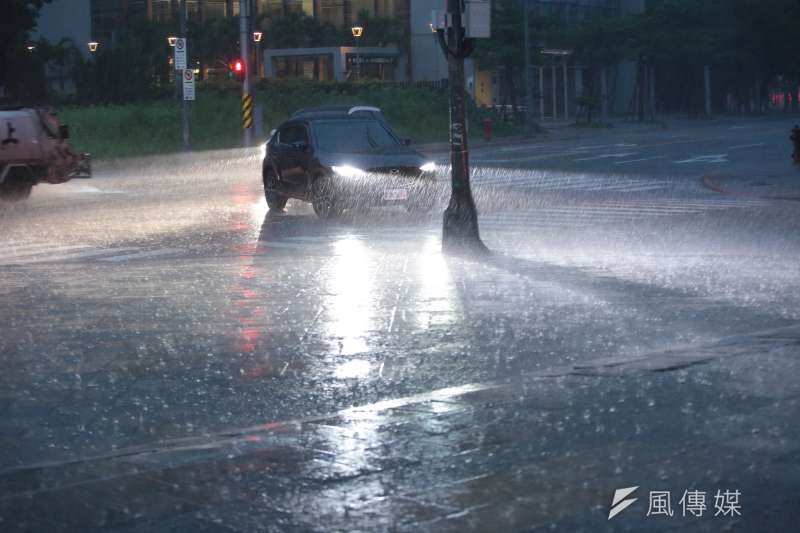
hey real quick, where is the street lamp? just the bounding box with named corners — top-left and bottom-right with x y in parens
top-left (168, 36), bottom-right (177, 47)
top-left (351, 25), bottom-right (363, 80)
top-left (88, 42), bottom-right (99, 53)
top-left (251, 32), bottom-right (263, 79)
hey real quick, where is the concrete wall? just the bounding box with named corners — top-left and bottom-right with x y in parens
top-left (34, 0), bottom-right (92, 58)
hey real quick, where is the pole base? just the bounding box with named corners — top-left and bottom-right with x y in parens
top-left (442, 200), bottom-right (488, 255)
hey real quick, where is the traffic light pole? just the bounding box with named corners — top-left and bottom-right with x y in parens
top-left (239, 0), bottom-right (253, 147)
top-left (180, 0), bottom-right (190, 150)
top-left (437, 0), bottom-right (487, 254)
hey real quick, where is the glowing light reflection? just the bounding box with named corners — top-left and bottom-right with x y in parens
top-left (334, 359), bottom-right (371, 379)
top-left (416, 235), bottom-right (456, 328)
top-left (325, 236), bottom-right (373, 355)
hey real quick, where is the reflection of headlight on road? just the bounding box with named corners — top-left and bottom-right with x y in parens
top-left (420, 162), bottom-right (437, 172)
top-left (332, 165), bottom-right (367, 177)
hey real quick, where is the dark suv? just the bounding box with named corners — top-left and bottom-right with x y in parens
top-left (261, 106), bottom-right (438, 218)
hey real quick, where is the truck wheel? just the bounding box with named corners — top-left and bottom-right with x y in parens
top-left (312, 176), bottom-right (343, 219)
top-left (263, 168), bottom-right (288, 212)
top-left (0, 175), bottom-right (33, 202)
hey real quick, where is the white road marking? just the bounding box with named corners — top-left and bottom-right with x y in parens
top-left (614, 156), bottom-right (666, 165)
top-left (257, 241), bottom-right (325, 250)
top-left (573, 153), bottom-right (638, 162)
top-left (0, 244), bottom-right (90, 261)
top-left (728, 143), bottom-right (765, 150)
top-left (477, 197), bottom-right (765, 229)
top-left (1, 247), bottom-right (140, 265)
top-left (62, 185), bottom-right (125, 194)
top-left (674, 154), bottom-right (729, 164)
top-left (99, 248), bottom-right (182, 262)
top-left (472, 171), bottom-right (672, 193)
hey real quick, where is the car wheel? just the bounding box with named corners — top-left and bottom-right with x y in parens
top-left (0, 174), bottom-right (33, 203)
top-left (312, 176), bottom-right (343, 219)
top-left (263, 167), bottom-right (288, 211)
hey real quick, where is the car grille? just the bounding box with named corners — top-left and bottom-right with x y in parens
top-left (368, 166), bottom-right (422, 178)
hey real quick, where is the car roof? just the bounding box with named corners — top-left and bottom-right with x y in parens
top-left (290, 105), bottom-right (384, 121)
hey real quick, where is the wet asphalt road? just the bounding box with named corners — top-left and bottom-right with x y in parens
top-left (1, 117), bottom-right (799, 487)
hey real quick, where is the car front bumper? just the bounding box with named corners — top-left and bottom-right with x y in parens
top-left (331, 172), bottom-right (437, 208)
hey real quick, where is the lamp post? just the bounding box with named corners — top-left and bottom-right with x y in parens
top-left (88, 42), bottom-right (99, 53)
top-left (252, 31), bottom-right (262, 78)
top-left (168, 36), bottom-right (177, 47)
top-left (351, 25), bottom-right (363, 80)
top-left (435, 0), bottom-right (486, 254)
top-left (239, 0), bottom-right (253, 147)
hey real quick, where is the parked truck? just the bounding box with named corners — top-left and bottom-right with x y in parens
top-left (0, 106), bottom-right (91, 202)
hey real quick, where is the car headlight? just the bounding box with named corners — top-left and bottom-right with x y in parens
top-left (419, 162), bottom-right (437, 172)
top-left (332, 165), bottom-right (366, 177)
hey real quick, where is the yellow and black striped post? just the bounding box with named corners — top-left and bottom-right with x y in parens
top-left (242, 93), bottom-right (254, 131)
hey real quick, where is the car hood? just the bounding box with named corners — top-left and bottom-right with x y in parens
top-left (317, 147), bottom-right (427, 171)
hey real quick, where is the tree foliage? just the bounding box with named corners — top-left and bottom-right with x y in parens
top-left (0, 0), bottom-right (52, 100)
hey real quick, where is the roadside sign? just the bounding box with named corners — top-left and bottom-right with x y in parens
top-left (174, 38), bottom-right (187, 70)
top-left (465, 0), bottom-right (491, 38)
top-left (183, 69), bottom-right (195, 101)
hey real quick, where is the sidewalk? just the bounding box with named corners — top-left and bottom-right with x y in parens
top-left (2, 325), bottom-right (798, 532)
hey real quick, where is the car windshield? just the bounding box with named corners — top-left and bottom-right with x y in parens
top-left (313, 120), bottom-right (399, 152)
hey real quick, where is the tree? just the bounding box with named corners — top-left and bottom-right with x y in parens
top-left (0, 0), bottom-right (52, 101)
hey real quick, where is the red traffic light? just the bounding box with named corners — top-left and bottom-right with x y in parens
top-left (228, 59), bottom-right (245, 80)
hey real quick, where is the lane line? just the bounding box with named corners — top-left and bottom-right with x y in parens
top-left (99, 248), bottom-right (183, 262)
top-left (1, 247), bottom-right (140, 265)
top-left (573, 152), bottom-right (638, 162)
top-left (614, 156), bottom-right (666, 165)
top-left (728, 143), bottom-right (765, 150)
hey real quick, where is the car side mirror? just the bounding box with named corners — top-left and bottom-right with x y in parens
top-left (58, 124), bottom-right (69, 139)
top-left (402, 138), bottom-right (412, 146)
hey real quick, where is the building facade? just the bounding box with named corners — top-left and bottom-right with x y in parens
top-left (472, 0), bottom-right (646, 119)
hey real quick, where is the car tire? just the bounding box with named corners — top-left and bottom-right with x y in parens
top-left (263, 167), bottom-right (288, 212)
top-left (0, 173), bottom-right (33, 203)
top-left (312, 176), bottom-right (343, 219)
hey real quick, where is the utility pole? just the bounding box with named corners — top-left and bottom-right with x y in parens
top-left (239, 0), bottom-right (253, 147)
top-left (436, 0), bottom-right (487, 254)
top-left (523, 0), bottom-right (534, 132)
top-left (180, 0), bottom-right (190, 150)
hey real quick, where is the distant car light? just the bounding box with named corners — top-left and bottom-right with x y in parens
top-left (332, 165), bottom-right (366, 177)
top-left (420, 162), bottom-right (437, 172)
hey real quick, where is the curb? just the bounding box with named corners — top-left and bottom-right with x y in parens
top-left (700, 175), bottom-right (800, 202)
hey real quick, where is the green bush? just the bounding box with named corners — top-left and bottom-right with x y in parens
top-left (59, 82), bottom-right (523, 160)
